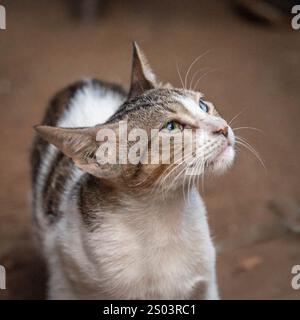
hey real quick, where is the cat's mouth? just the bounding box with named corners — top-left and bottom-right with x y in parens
top-left (213, 143), bottom-right (232, 160)
top-left (186, 142), bottom-right (234, 172)
top-left (195, 138), bottom-right (232, 165)
top-left (207, 142), bottom-right (235, 172)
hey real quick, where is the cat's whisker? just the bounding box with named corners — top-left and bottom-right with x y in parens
top-left (199, 159), bottom-right (206, 193)
top-left (136, 147), bottom-right (189, 193)
top-left (164, 153), bottom-right (196, 190)
top-left (183, 155), bottom-right (204, 204)
top-left (157, 152), bottom-right (196, 197)
top-left (192, 158), bottom-right (203, 196)
top-left (228, 107), bottom-right (248, 126)
top-left (163, 162), bottom-right (187, 199)
top-left (236, 137), bottom-right (266, 170)
top-left (184, 51), bottom-right (210, 90)
top-left (162, 153), bottom-right (196, 193)
top-left (193, 68), bottom-right (220, 92)
top-left (237, 140), bottom-right (265, 169)
top-left (233, 126), bottom-right (263, 133)
top-left (193, 158), bottom-right (205, 196)
top-left (176, 61), bottom-right (185, 89)
top-left (189, 67), bottom-right (210, 91)
top-left (190, 156), bottom-right (204, 194)
top-left (167, 149), bottom-right (197, 177)
top-left (182, 168), bottom-right (189, 203)
top-left (237, 138), bottom-right (264, 165)
top-left (236, 135), bottom-right (261, 154)
top-left (159, 152), bottom-right (192, 184)
top-left (186, 160), bottom-right (196, 203)
top-left (192, 156), bottom-right (203, 178)
top-left (180, 163), bottom-right (193, 203)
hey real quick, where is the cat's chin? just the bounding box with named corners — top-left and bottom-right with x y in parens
top-left (208, 145), bottom-right (235, 174)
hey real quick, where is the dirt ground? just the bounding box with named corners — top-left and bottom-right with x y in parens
top-left (0, 0), bottom-right (299, 299)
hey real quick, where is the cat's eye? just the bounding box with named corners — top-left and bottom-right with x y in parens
top-left (162, 121), bottom-right (183, 133)
top-left (199, 100), bottom-right (209, 113)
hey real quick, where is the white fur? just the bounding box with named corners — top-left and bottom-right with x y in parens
top-left (176, 95), bottom-right (202, 118)
top-left (60, 80), bottom-right (124, 128)
top-left (34, 80), bottom-right (125, 229)
top-left (45, 187), bottom-right (218, 299)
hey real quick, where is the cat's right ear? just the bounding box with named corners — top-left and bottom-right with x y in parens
top-left (128, 42), bottom-right (158, 100)
top-left (34, 123), bottom-right (122, 178)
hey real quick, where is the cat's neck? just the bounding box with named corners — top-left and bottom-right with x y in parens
top-left (78, 174), bottom-right (197, 221)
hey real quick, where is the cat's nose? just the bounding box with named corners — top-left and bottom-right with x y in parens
top-left (214, 126), bottom-right (228, 138)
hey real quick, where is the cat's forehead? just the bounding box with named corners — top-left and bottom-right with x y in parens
top-left (110, 88), bottom-right (208, 122)
top-left (141, 88), bottom-right (220, 119)
top-left (142, 88), bottom-right (201, 103)
top-left (137, 88), bottom-right (211, 117)
top-left (129, 88), bottom-right (202, 111)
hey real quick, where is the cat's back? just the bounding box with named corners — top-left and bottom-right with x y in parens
top-left (31, 79), bottom-right (126, 229)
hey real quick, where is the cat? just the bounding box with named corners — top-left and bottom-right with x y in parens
top-left (31, 42), bottom-right (235, 300)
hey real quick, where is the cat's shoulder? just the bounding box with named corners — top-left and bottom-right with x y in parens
top-left (42, 79), bottom-right (127, 128)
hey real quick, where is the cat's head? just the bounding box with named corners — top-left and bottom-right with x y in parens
top-left (36, 43), bottom-right (235, 194)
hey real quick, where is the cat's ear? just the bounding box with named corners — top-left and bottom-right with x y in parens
top-left (128, 42), bottom-right (158, 100)
top-left (35, 124), bottom-right (122, 178)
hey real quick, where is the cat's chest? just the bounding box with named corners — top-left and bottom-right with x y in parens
top-left (88, 199), bottom-right (212, 299)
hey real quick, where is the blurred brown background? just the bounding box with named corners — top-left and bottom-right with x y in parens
top-left (0, 0), bottom-right (300, 299)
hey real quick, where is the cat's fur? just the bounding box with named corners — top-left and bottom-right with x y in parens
top-left (31, 43), bottom-right (235, 299)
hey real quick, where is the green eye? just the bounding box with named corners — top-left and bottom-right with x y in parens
top-left (162, 121), bottom-right (183, 133)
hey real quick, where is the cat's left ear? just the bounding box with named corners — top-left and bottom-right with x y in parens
top-left (128, 42), bottom-right (159, 100)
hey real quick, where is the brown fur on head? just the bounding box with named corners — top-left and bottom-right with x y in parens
top-left (35, 42), bottom-right (235, 195)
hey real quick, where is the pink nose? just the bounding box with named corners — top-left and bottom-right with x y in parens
top-left (214, 126), bottom-right (228, 138)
